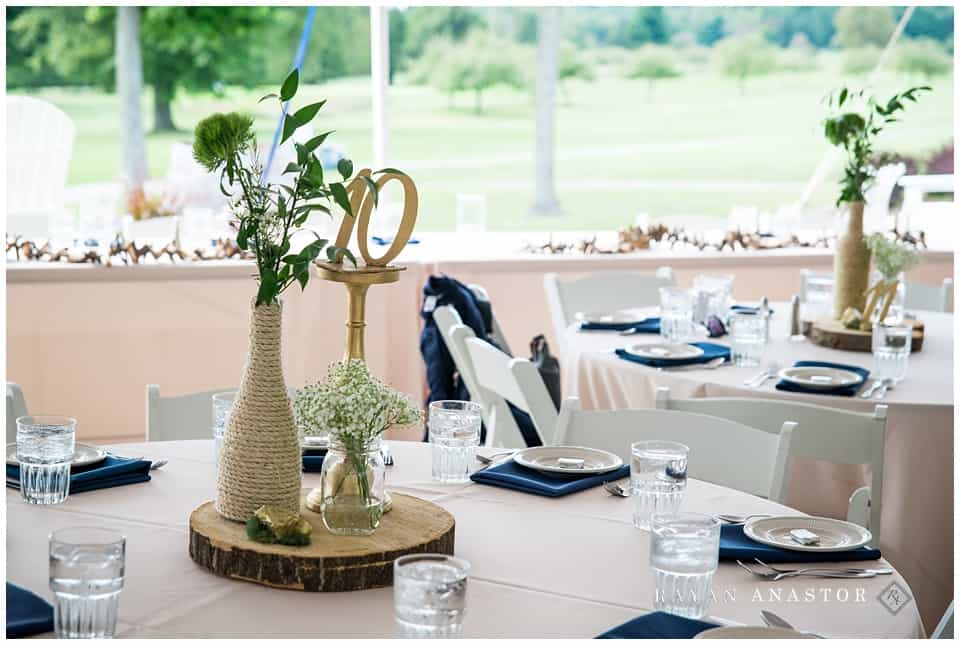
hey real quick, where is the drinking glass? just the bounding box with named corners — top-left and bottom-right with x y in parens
top-left (729, 311), bottom-right (767, 367)
top-left (650, 513), bottom-right (721, 619)
top-left (659, 287), bottom-right (694, 343)
top-left (16, 415), bottom-right (76, 505)
top-left (456, 194), bottom-right (486, 233)
top-left (394, 554), bottom-right (470, 638)
top-left (803, 275), bottom-right (834, 320)
top-left (631, 441), bottom-right (689, 530)
top-left (211, 391), bottom-right (236, 466)
top-left (872, 324), bottom-right (912, 384)
top-left (49, 527), bottom-right (126, 638)
top-left (692, 274), bottom-right (734, 323)
top-left (429, 401), bottom-right (482, 483)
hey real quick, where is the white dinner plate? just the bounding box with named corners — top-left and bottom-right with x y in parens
top-left (576, 311), bottom-right (648, 326)
top-left (300, 435), bottom-right (329, 453)
top-left (623, 343), bottom-right (704, 361)
top-left (513, 446), bottom-right (623, 475)
top-left (6, 442), bottom-right (107, 468)
top-left (743, 516), bottom-right (873, 553)
top-left (777, 366), bottom-right (864, 390)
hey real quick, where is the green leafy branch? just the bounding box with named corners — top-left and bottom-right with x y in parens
top-left (822, 85), bottom-right (930, 206)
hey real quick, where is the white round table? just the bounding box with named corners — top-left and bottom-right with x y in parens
top-left (561, 303), bottom-right (953, 631)
top-left (7, 440), bottom-right (923, 638)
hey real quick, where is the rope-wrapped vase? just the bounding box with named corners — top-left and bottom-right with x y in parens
top-left (216, 301), bottom-right (302, 521)
top-left (833, 201), bottom-right (871, 319)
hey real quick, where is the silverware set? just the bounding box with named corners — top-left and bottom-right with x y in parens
top-left (737, 558), bottom-right (893, 581)
top-left (109, 453), bottom-right (168, 470)
top-left (860, 377), bottom-right (894, 400)
top-left (715, 513), bottom-right (771, 524)
top-left (475, 450), bottom-right (516, 470)
top-left (655, 357), bottom-right (726, 372)
top-left (743, 362), bottom-right (780, 388)
top-left (380, 443), bottom-right (394, 467)
top-left (602, 479), bottom-right (631, 497)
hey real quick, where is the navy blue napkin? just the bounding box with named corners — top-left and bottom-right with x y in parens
top-left (730, 304), bottom-right (773, 316)
top-left (615, 342), bottom-right (730, 368)
top-left (720, 523), bottom-right (881, 563)
top-left (580, 317), bottom-right (660, 333)
top-left (302, 453), bottom-right (325, 473)
top-left (7, 456), bottom-right (150, 494)
top-left (6, 583), bottom-right (53, 638)
top-left (775, 361), bottom-right (869, 397)
top-left (597, 611), bottom-right (718, 638)
top-left (471, 461), bottom-right (630, 498)
top-left (372, 235), bottom-right (420, 246)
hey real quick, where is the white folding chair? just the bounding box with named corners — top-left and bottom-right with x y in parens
top-left (555, 397), bottom-right (795, 501)
top-left (7, 96), bottom-right (76, 239)
top-left (467, 284), bottom-right (512, 356)
top-left (863, 162), bottom-right (906, 233)
top-left (932, 601), bottom-right (954, 639)
top-left (544, 268), bottom-right (674, 353)
top-left (905, 277), bottom-right (953, 313)
top-left (656, 388), bottom-right (886, 547)
top-left (6, 383), bottom-right (29, 444)
top-left (145, 385), bottom-right (237, 442)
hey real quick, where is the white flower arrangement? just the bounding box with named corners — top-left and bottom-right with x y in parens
top-left (295, 359), bottom-right (423, 451)
top-left (868, 234), bottom-right (921, 281)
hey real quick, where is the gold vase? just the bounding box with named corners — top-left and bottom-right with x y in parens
top-left (215, 300), bottom-right (302, 521)
top-left (832, 201), bottom-right (871, 320)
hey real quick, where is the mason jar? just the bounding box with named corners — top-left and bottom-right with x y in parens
top-left (319, 437), bottom-right (386, 536)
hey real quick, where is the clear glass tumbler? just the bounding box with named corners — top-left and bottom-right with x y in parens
top-left (659, 287), bottom-right (694, 342)
top-left (729, 311), bottom-right (767, 367)
top-left (872, 324), bottom-right (912, 384)
top-left (211, 391), bottom-right (236, 466)
top-left (429, 401), bottom-right (482, 484)
top-left (394, 553), bottom-right (470, 638)
top-left (17, 415), bottom-right (76, 505)
top-left (692, 274), bottom-right (734, 322)
top-left (631, 441), bottom-right (689, 530)
top-left (650, 513), bottom-right (721, 619)
top-left (49, 527), bottom-right (126, 638)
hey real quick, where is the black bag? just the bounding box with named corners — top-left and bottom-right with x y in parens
top-left (530, 335), bottom-right (561, 410)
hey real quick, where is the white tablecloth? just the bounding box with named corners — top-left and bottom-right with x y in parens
top-left (8, 441), bottom-right (923, 638)
top-left (561, 304), bottom-right (953, 631)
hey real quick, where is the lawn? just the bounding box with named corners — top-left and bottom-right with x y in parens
top-left (21, 53), bottom-right (953, 231)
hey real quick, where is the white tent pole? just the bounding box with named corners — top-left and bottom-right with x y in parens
top-left (370, 6), bottom-right (390, 171)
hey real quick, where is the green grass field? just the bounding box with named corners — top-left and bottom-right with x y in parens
top-left (23, 53), bottom-right (953, 231)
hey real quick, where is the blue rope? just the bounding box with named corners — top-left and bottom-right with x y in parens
top-left (261, 6), bottom-right (317, 184)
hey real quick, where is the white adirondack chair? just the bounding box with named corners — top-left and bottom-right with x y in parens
top-left (555, 397), bottom-right (796, 501)
top-left (6, 383), bottom-right (29, 444)
top-left (434, 305), bottom-right (556, 448)
top-left (544, 268), bottom-right (674, 353)
top-left (655, 387), bottom-right (886, 547)
top-left (7, 96), bottom-right (76, 239)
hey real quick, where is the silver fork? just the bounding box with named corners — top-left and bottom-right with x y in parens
top-left (381, 443), bottom-right (394, 467)
top-left (754, 558), bottom-right (893, 576)
top-left (736, 560), bottom-right (888, 581)
top-left (603, 479), bottom-right (631, 497)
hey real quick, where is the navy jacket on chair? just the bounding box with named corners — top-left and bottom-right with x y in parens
top-left (419, 275), bottom-right (542, 447)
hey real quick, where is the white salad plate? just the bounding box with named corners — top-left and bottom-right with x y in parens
top-left (743, 516), bottom-right (873, 553)
top-left (623, 343), bottom-right (704, 361)
top-left (513, 446), bottom-right (623, 475)
top-left (576, 311), bottom-right (648, 326)
top-left (6, 442), bottom-right (107, 467)
top-left (777, 366), bottom-right (864, 390)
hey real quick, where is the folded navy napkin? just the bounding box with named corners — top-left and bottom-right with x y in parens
top-left (372, 235), bottom-right (420, 246)
top-left (471, 460), bottom-right (630, 498)
top-left (6, 456), bottom-right (151, 494)
top-left (6, 583), bottom-right (54, 638)
top-left (720, 523), bottom-right (881, 563)
top-left (597, 611), bottom-right (718, 639)
top-left (580, 317), bottom-right (660, 333)
top-left (302, 453), bottom-right (325, 473)
top-left (775, 361), bottom-right (869, 397)
top-left (615, 342), bottom-right (730, 368)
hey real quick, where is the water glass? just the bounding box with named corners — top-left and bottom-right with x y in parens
top-left (631, 441), bottom-right (689, 530)
top-left (872, 324), bottom-right (912, 383)
top-left (729, 311), bottom-right (767, 367)
top-left (17, 416), bottom-right (76, 505)
top-left (803, 275), bottom-right (834, 320)
top-left (211, 391), bottom-right (236, 466)
top-left (650, 513), bottom-right (721, 619)
top-left (49, 527), bottom-right (126, 638)
top-left (659, 287), bottom-right (694, 342)
top-left (692, 274), bottom-right (734, 322)
top-left (394, 554), bottom-right (470, 638)
top-left (429, 401), bottom-right (482, 484)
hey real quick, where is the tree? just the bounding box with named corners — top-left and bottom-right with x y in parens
top-left (558, 45), bottom-right (594, 104)
top-left (833, 6), bottom-right (895, 49)
top-left (897, 6), bottom-right (954, 46)
top-left (778, 33), bottom-right (819, 73)
top-left (116, 7), bottom-right (147, 188)
top-left (843, 46), bottom-right (881, 75)
top-left (696, 16), bottom-right (725, 46)
top-left (717, 35), bottom-right (776, 93)
top-left (531, 7), bottom-right (561, 218)
top-left (615, 7), bottom-right (670, 48)
top-left (763, 6), bottom-right (836, 48)
top-left (627, 45), bottom-right (681, 97)
top-left (894, 38), bottom-right (952, 78)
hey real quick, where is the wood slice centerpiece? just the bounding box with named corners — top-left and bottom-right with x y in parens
top-left (803, 318), bottom-right (924, 352)
top-left (189, 491), bottom-right (455, 592)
